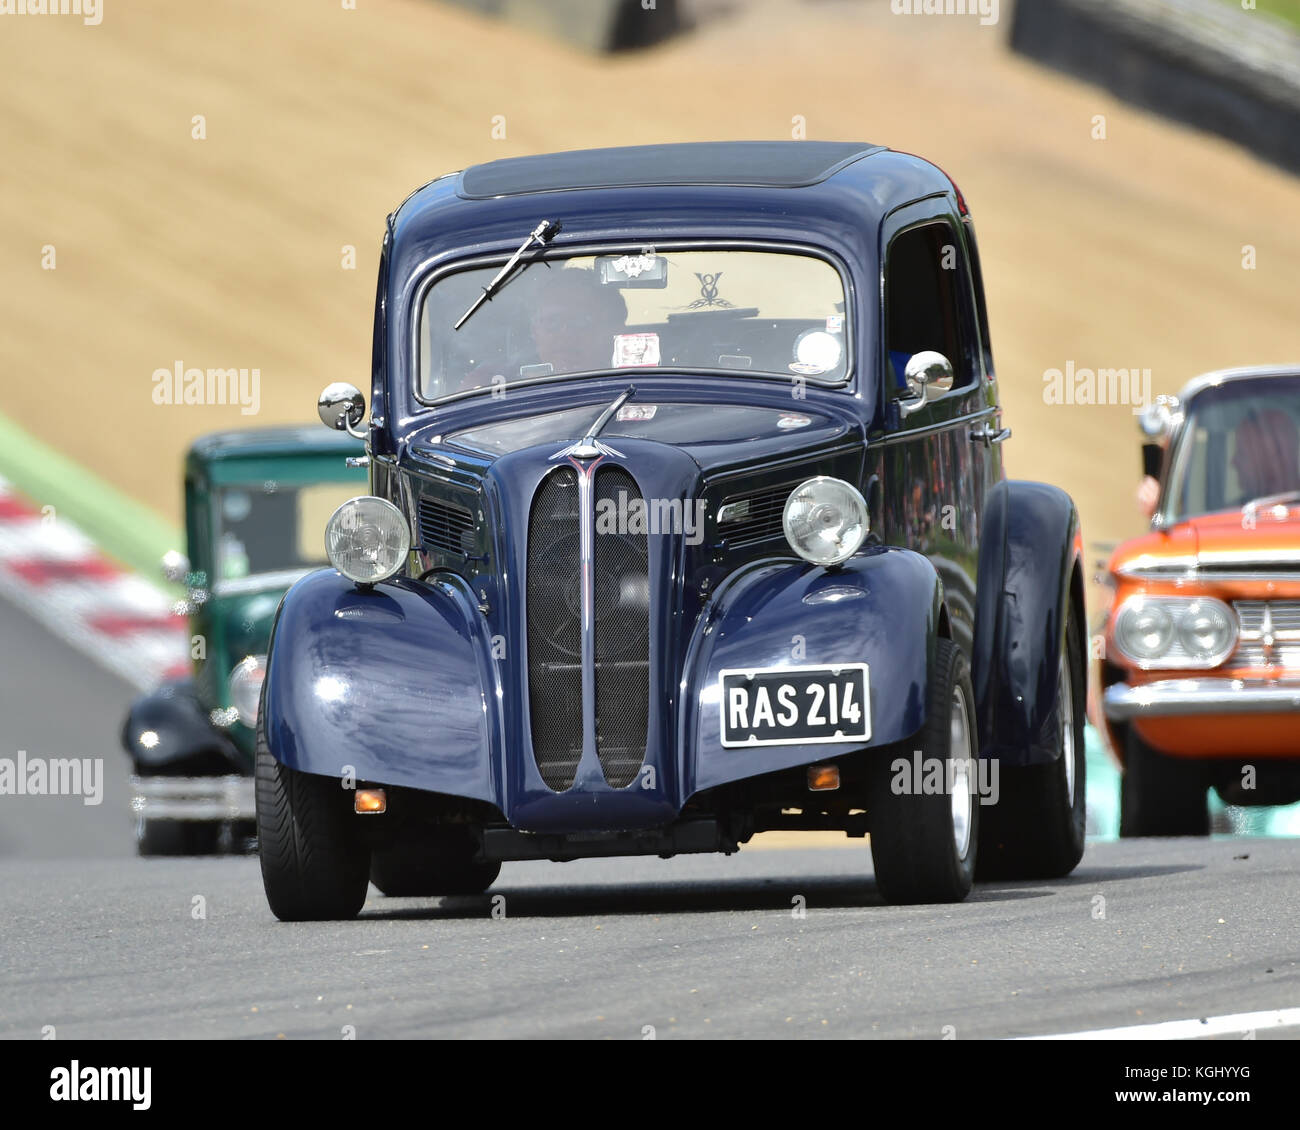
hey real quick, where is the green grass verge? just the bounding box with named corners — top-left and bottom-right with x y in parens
top-left (1220, 0), bottom-right (1300, 33)
top-left (0, 413), bottom-right (182, 587)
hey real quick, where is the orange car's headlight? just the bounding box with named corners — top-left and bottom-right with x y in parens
top-left (1113, 595), bottom-right (1237, 669)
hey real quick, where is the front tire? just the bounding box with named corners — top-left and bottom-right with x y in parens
top-left (869, 639), bottom-right (979, 904)
top-left (1120, 728), bottom-right (1208, 837)
top-left (255, 730), bottom-right (370, 921)
top-left (976, 609), bottom-right (1087, 880)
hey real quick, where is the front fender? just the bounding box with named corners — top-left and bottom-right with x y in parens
top-left (973, 480), bottom-right (1082, 767)
top-left (684, 547), bottom-right (941, 796)
top-left (262, 570), bottom-right (500, 805)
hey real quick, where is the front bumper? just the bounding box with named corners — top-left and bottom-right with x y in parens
top-left (129, 775), bottom-right (255, 822)
top-left (1103, 678), bottom-right (1300, 720)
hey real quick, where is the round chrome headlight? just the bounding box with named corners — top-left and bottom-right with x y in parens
top-left (1114, 598), bottom-right (1175, 663)
top-left (782, 477), bottom-right (868, 566)
top-left (229, 655), bottom-right (266, 728)
top-left (1177, 598), bottom-right (1236, 664)
top-left (325, 496), bottom-right (411, 585)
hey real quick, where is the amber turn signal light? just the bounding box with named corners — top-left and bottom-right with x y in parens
top-left (355, 788), bottom-right (387, 814)
top-left (807, 764), bottom-right (840, 791)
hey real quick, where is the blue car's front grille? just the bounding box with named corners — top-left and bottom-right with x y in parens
top-left (525, 463), bottom-right (652, 792)
top-left (417, 496), bottom-right (475, 555)
top-left (592, 467), bottom-right (650, 789)
top-left (716, 483), bottom-right (791, 547)
top-left (527, 467), bottom-right (584, 790)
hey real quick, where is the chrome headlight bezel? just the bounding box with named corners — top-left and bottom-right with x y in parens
top-left (228, 654), bottom-right (267, 728)
top-left (325, 495), bottom-right (411, 585)
top-left (1112, 594), bottom-right (1237, 669)
top-left (782, 476), bottom-right (869, 567)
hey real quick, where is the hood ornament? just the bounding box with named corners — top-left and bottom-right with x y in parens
top-left (1260, 603), bottom-right (1277, 667)
top-left (551, 387), bottom-right (635, 461)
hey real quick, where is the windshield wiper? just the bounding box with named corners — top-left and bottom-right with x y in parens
top-left (453, 219), bottom-right (562, 331)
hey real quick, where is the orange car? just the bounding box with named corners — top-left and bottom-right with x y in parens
top-left (1097, 366), bottom-right (1300, 836)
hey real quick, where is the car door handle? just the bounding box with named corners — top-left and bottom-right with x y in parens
top-left (970, 423), bottom-right (1011, 446)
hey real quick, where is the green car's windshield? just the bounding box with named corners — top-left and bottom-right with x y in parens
top-left (213, 482), bottom-right (361, 581)
top-left (1163, 376), bottom-right (1300, 523)
top-left (418, 249), bottom-right (849, 400)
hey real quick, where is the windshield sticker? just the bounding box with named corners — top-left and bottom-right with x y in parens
top-left (777, 413), bottom-right (812, 430)
top-left (616, 404), bottom-right (658, 422)
top-left (613, 332), bottom-right (661, 368)
top-left (826, 315), bottom-right (844, 333)
top-left (789, 361), bottom-right (830, 376)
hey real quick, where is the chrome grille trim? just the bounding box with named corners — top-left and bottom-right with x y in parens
top-left (1231, 600), bottom-right (1300, 669)
top-left (716, 482), bottom-right (795, 546)
top-left (416, 496), bottom-right (475, 555)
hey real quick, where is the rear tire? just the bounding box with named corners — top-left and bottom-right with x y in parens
top-left (369, 831), bottom-right (500, 897)
top-left (869, 639), bottom-right (978, 904)
top-left (254, 725), bottom-right (370, 921)
top-left (1120, 728), bottom-right (1209, 837)
top-left (976, 610), bottom-right (1087, 880)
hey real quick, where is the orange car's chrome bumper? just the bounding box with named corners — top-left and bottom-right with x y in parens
top-left (1104, 679), bottom-right (1300, 720)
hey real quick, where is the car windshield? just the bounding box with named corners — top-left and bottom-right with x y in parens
top-left (1163, 375), bottom-right (1300, 523)
top-left (417, 248), bottom-right (849, 399)
top-left (213, 482), bottom-right (361, 581)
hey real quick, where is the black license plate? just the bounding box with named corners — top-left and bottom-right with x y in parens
top-left (719, 664), bottom-right (870, 748)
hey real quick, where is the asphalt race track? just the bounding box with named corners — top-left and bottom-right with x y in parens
top-left (0, 595), bottom-right (135, 861)
top-left (4, 840), bottom-right (1298, 1041)
top-left (2, 592), bottom-right (1297, 1042)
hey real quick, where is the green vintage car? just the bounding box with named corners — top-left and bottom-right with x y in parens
top-left (120, 426), bottom-right (365, 854)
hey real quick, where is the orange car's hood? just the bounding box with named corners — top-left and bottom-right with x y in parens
top-left (1111, 504), bottom-right (1300, 571)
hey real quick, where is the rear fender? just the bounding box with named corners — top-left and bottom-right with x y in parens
top-left (973, 480), bottom-right (1083, 767)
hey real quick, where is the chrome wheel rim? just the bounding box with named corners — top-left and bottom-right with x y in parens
top-left (1060, 650), bottom-right (1076, 806)
top-left (950, 685), bottom-right (974, 859)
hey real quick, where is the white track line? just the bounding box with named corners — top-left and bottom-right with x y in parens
top-left (1019, 1007), bottom-right (1300, 1040)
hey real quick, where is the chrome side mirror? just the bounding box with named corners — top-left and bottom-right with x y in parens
top-left (318, 382), bottom-right (367, 438)
top-left (160, 549), bottom-right (190, 584)
top-left (1138, 394), bottom-right (1180, 440)
top-left (900, 351), bottom-right (954, 418)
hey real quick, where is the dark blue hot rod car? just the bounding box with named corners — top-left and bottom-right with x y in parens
top-left (256, 142), bottom-right (1087, 919)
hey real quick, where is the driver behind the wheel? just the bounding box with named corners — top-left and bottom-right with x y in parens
top-left (1231, 409), bottom-right (1300, 504)
top-left (526, 266), bottom-right (628, 374)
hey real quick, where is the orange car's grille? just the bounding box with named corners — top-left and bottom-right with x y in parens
top-left (1231, 601), bottom-right (1300, 669)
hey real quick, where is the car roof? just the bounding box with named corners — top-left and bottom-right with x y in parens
top-left (187, 426), bottom-right (361, 463)
top-left (1177, 364), bottom-right (1300, 403)
top-left (388, 144), bottom-right (953, 275)
top-left (457, 141), bottom-right (887, 199)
